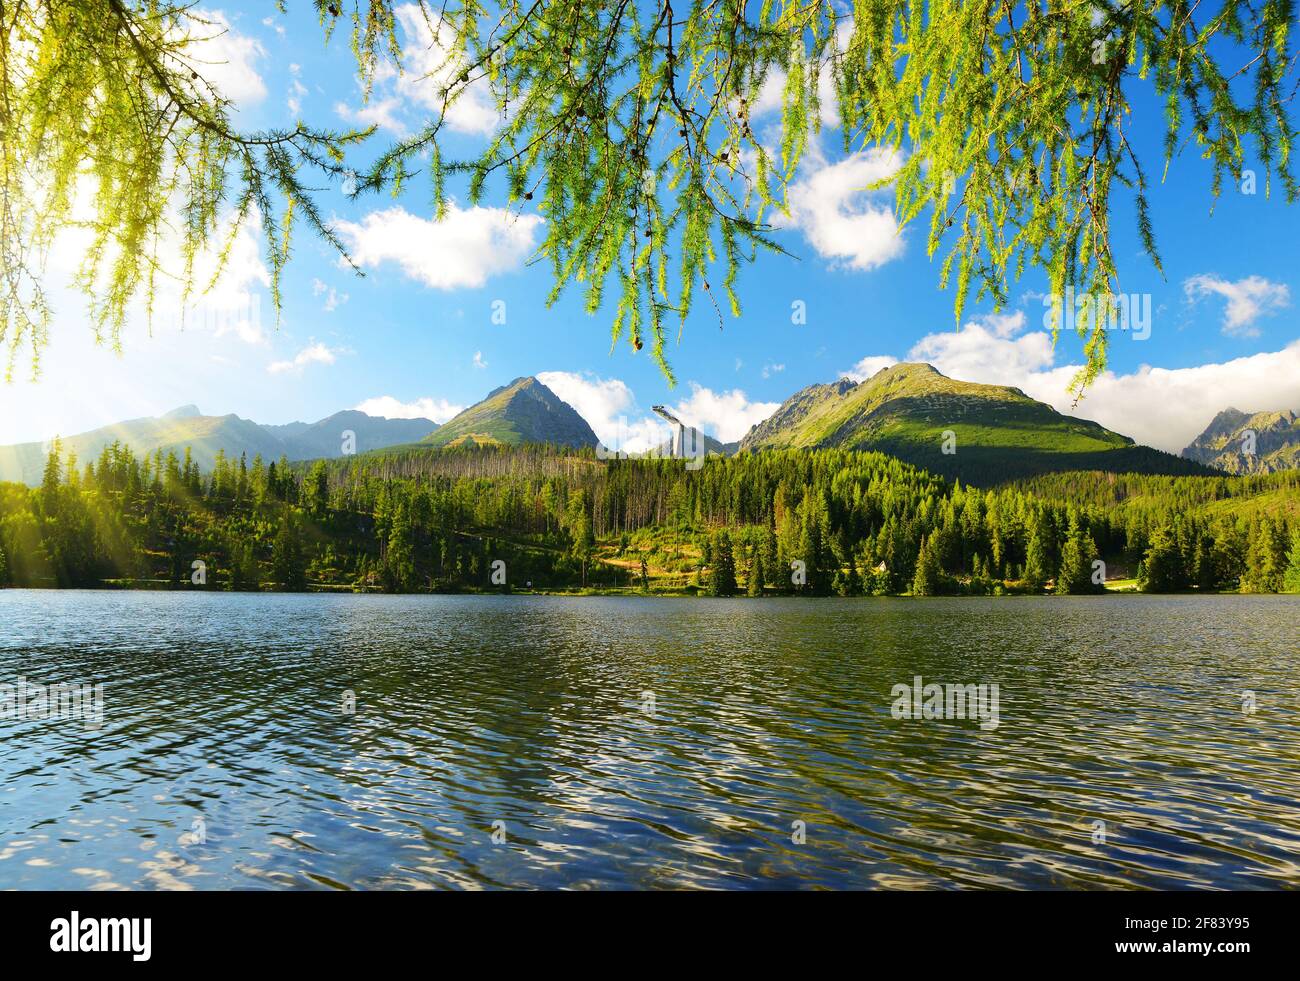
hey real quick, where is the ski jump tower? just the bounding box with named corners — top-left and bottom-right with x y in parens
top-left (651, 405), bottom-right (686, 458)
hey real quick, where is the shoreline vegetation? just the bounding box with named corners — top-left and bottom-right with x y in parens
top-left (2, 442), bottom-right (1297, 598)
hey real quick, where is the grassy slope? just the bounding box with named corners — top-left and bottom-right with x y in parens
top-left (740, 363), bottom-right (1211, 483)
top-left (422, 377), bottom-right (597, 449)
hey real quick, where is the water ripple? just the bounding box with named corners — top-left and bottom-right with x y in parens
top-left (1, 591), bottom-right (1297, 889)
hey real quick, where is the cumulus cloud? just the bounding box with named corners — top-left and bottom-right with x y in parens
top-left (747, 18), bottom-right (852, 127)
top-left (181, 9), bottom-right (267, 106)
top-left (907, 313), bottom-right (1055, 387)
top-left (334, 97), bottom-right (408, 135)
top-left (267, 342), bottom-right (345, 375)
top-left (671, 383), bottom-right (780, 443)
top-left (333, 205), bottom-right (542, 290)
top-left (537, 372), bottom-right (779, 450)
top-left (287, 77), bottom-right (307, 116)
top-left (334, 2), bottom-right (499, 137)
top-left (1016, 343), bottom-right (1300, 452)
top-left (354, 395), bottom-right (464, 423)
top-left (841, 355), bottom-right (899, 382)
top-left (843, 319), bottom-right (1300, 452)
top-left (1183, 274), bottom-right (1290, 337)
top-left (783, 147), bottom-right (906, 272)
top-left (536, 371), bottom-right (642, 446)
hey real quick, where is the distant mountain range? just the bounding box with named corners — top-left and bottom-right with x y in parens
top-left (0, 405), bottom-right (436, 485)
top-left (421, 376), bottom-right (598, 449)
top-left (6, 364), bottom-right (1266, 487)
top-left (738, 362), bottom-right (1214, 482)
top-left (1182, 408), bottom-right (1300, 474)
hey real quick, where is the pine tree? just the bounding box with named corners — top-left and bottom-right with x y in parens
top-left (305, 460), bottom-right (330, 518)
top-left (708, 530), bottom-right (737, 597)
top-left (271, 512), bottom-right (307, 592)
top-left (1283, 530), bottom-right (1300, 594)
top-left (227, 538), bottom-right (260, 592)
top-left (1141, 526), bottom-right (1184, 593)
top-left (1056, 518), bottom-right (1100, 595)
top-left (1241, 519), bottom-right (1284, 593)
top-left (383, 502), bottom-right (416, 592)
top-left (748, 550), bottom-right (764, 597)
top-left (566, 489), bottom-right (595, 586)
top-left (1023, 523), bottom-right (1049, 592)
top-left (912, 535), bottom-right (942, 596)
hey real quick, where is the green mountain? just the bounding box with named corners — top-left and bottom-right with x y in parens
top-left (421, 376), bottom-right (598, 449)
top-left (1182, 407), bottom-right (1300, 474)
top-left (0, 406), bottom-right (436, 485)
top-left (738, 362), bottom-right (1215, 483)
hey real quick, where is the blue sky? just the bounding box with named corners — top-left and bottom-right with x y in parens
top-left (2, 3), bottom-right (1297, 454)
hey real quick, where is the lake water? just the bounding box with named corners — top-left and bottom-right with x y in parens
top-left (1, 590), bottom-right (1297, 890)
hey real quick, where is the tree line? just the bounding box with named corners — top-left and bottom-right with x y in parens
top-left (0, 440), bottom-right (1297, 596)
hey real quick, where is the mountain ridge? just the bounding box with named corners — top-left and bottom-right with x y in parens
top-left (739, 362), bottom-right (1215, 482)
top-left (0, 407), bottom-right (437, 485)
top-left (1182, 407), bottom-right (1300, 474)
top-left (2, 363), bottom-right (1232, 487)
top-left (421, 376), bottom-right (598, 449)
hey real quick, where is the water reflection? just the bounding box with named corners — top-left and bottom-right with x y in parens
top-left (1, 591), bottom-right (1297, 889)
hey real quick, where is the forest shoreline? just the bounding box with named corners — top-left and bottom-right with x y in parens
top-left (7, 581), bottom-right (1278, 598)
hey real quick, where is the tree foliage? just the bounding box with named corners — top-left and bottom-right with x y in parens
top-left (1, 431), bottom-right (1296, 595)
top-left (2, 1), bottom-right (1295, 388)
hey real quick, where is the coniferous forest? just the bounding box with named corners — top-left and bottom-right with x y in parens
top-left (2, 439), bottom-right (1297, 597)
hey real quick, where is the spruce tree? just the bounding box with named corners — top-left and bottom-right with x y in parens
top-left (708, 530), bottom-right (737, 597)
top-left (271, 512), bottom-right (307, 592)
top-left (1056, 518), bottom-right (1100, 595)
top-left (912, 536), bottom-right (941, 596)
top-left (1023, 524), bottom-right (1049, 592)
top-left (1283, 530), bottom-right (1300, 594)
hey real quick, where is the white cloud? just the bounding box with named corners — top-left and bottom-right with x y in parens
top-left (1017, 343), bottom-right (1300, 452)
top-left (748, 19), bottom-right (852, 127)
top-left (472, 351), bottom-right (487, 369)
top-left (671, 383), bottom-right (780, 444)
top-left (537, 371), bottom-right (633, 435)
top-left (391, 4), bottom-right (498, 134)
top-left (844, 318), bottom-right (1300, 452)
top-left (354, 395), bottom-right (464, 423)
top-left (762, 362), bottom-right (785, 379)
top-left (907, 315), bottom-right (1055, 387)
top-left (181, 9), bottom-right (267, 106)
top-left (334, 2), bottom-right (499, 137)
top-left (783, 147), bottom-right (906, 272)
top-left (1183, 274), bottom-right (1290, 337)
top-left (841, 355), bottom-right (899, 382)
top-left (333, 205), bottom-right (542, 290)
top-left (536, 372), bottom-right (778, 450)
top-left (311, 278), bottom-right (347, 312)
top-left (267, 342), bottom-right (344, 375)
top-left (974, 310), bottom-right (1028, 339)
top-left (288, 78), bottom-right (307, 116)
top-left (334, 97), bottom-right (408, 135)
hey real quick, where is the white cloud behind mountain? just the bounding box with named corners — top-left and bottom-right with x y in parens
top-left (353, 396), bottom-right (464, 424)
top-left (844, 317), bottom-right (1300, 453)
